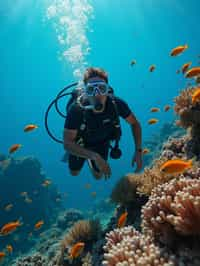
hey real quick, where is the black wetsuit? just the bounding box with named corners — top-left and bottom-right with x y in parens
top-left (64, 96), bottom-right (131, 172)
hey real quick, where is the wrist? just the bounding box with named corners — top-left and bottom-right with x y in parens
top-left (89, 152), bottom-right (99, 161)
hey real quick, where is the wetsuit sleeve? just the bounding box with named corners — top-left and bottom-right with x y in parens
top-left (114, 97), bottom-right (132, 119)
top-left (64, 104), bottom-right (83, 130)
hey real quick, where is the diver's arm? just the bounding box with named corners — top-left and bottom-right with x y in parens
top-left (63, 129), bottom-right (98, 160)
top-left (125, 112), bottom-right (142, 150)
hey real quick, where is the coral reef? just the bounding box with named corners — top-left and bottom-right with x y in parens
top-left (102, 226), bottom-right (176, 266)
top-left (174, 86), bottom-right (200, 159)
top-left (141, 177), bottom-right (200, 242)
top-left (0, 155), bottom-right (62, 260)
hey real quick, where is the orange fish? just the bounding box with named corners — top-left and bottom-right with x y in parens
top-left (0, 252), bottom-right (5, 261)
top-left (0, 220), bottom-right (22, 235)
top-left (69, 242), bottom-right (85, 259)
top-left (191, 88), bottom-right (200, 104)
top-left (160, 159), bottom-right (193, 175)
top-left (170, 44), bottom-right (188, 56)
top-left (181, 62), bottom-right (192, 74)
top-left (24, 124), bottom-right (38, 132)
top-left (142, 148), bottom-right (150, 155)
top-left (185, 67), bottom-right (200, 78)
top-left (150, 107), bottom-right (160, 112)
top-left (9, 144), bottom-right (22, 154)
top-left (4, 204), bottom-right (13, 212)
top-left (149, 65), bottom-right (156, 72)
top-left (42, 179), bottom-right (52, 187)
top-left (164, 105), bottom-right (171, 112)
top-left (34, 220), bottom-right (44, 230)
top-left (117, 212), bottom-right (128, 228)
top-left (148, 118), bottom-right (158, 125)
top-left (130, 60), bottom-right (136, 66)
top-left (6, 245), bottom-right (13, 253)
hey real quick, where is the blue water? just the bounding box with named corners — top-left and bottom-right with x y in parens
top-left (0, 0), bottom-right (200, 211)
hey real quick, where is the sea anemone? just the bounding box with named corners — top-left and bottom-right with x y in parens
top-left (110, 175), bottom-right (137, 206)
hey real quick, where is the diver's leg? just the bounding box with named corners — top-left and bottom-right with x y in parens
top-left (68, 154), bottom-right (85, 176)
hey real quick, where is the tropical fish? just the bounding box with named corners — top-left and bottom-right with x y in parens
top-left (149, 65), bottom-right (156, 72)
top-left (42, 179), bottom-right (52, 187)
top-left (170, 44), bottom-right (188, 56)
top-left (69, 242), bottom-right (85, 259)
top-left (24, 124), bottom-right (38, 132)
top-left (160, 159), bottom-right (193, 175)
top-left (176, 69), bottom-right (180, 74)
top-left (191, 87), bottom-right (200, 104)
top-left (0, 252), bottom-right (5, 261)
top-left (9, 144), bottom-right (22, 154)
top-left (34, 220), bottom-right (44, 230)
top-left (148, 118), bottom-right (158, 125)
top-left (181, 62), bottom-right (192, 74)
top-left (130, 60), bottom-right (136, 66)
top-left (142, 148), bottom-right (150, 155)
top-left (164, 105), bottom-right (171, 112)
top-left (0, 220), bottom-right (22, 235)
top-left (6, 245), bottom-right (13, 253)
top-left (117, 212), bottom-right (128, 228)
top-left (150, 107), bottom-right (160, 112)
top-left (4, 204), bottom-right (13, 212)
top-left (185, 67), bottom-right (200, 78)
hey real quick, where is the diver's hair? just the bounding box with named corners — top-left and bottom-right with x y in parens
top-left (83, 67), bottom-right (108, 84)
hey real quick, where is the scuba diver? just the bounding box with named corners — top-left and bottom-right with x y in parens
top-left (62, 67), bottom-right (143, 180)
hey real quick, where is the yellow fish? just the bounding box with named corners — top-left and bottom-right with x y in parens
top-left (142, 148), bottom-right (150, 155)
top-left (6, 245), bottom-right (13, 253)
top-left (164, 105), bottom-right (171, 112)
top-left (160, 159), bottom-right (193, 175)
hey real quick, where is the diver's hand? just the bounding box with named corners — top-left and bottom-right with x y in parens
top-left (93, 154), bottom-right (111, 179)
top-left (131, 150), bottom-right (143, 172)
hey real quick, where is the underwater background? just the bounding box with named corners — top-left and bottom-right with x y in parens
top-left (0, 0), bottom-right (200, 265)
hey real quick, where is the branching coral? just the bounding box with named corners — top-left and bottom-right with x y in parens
top-left (102, 226), bottom-right (176, 266)
top-left (141, 177), bottom-right (200, 244)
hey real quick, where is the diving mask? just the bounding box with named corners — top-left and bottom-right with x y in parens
top-left (84, 81), bottom-right (109, 96)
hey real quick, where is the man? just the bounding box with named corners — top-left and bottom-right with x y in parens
top-left (63, 67), bottom-right (142, 179)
